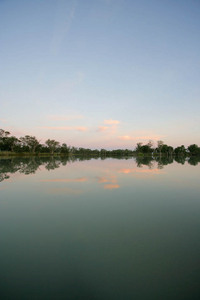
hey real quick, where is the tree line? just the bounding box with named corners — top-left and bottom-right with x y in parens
top-left (0, 128), bottom-right (200, 156)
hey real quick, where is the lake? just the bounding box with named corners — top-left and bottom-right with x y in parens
top-left (0, 156), bottom-right (200, 299)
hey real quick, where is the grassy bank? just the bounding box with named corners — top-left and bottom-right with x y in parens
top-left (0, 151), bottom-right (70, 157)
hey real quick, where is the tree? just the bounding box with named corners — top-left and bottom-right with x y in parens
top-left (4, 136), bottom-right (19, 151)
top-left (20, 135), bottom-right (40, 153)
top-left (159, 144), bottom-right (174, 157)
top-left (69, 146), bottom-right (77, 154)
top-left (0, 129), bottom-right (20, 151)
top-left (157, 140), bottom-right (164, 156)
top-left (60, 143), bottom-right (69, 154)
top-left (188, 144), bottom-right (200, 156)
top-left (45, 139), bottom-right (60, 154)
top-left (135, 143), bottom-right (143, 153)
top-left (136, 141), bottom-right (153, 154)
top-left (147, 140), bottom-right (154, 149)
top-left (0, 129), bottom-right (11, 150)
top-left (0, 129), bottom-right (10, 138)
top-left (174, 145), bottom-right (186, 156)
top-left (167, 146), bottom-right (174, 156)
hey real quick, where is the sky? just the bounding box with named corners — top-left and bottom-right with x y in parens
top-left (0, 0), bottom-right (200, 149)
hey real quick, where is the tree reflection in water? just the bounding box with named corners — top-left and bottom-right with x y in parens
top-left (0, 155), bottom-right (200, 183)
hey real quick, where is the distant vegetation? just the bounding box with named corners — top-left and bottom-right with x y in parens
top-left (0, 128), bottom-right (200, 157)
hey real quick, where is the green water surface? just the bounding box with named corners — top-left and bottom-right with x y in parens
top-left (0, 156), bottom-right (200, 299)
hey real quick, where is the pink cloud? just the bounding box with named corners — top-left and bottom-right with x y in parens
top-left (41, 126), bottom-right (72, 130)
top-left (97, 177), bottom-right (110, 183)
top-left (119, 168), bottom-right (134, 174)
top-left (118, 134), bottom-right (164, 141)
top-left (97, 120), bottom-right (120, 134)
top-left (97, 175), bottom-right (117, 184)
top-left (97, 126), bottom-right (109, 132)
top-left (47, 114), bottom-right (83, 121)
top-left (97, 175), bottom-right (119, 189)
top-left (41, 177), bottom-right (88, 182)
top-left (119, 135), bottom-right (132, 141)
top-left (118, 168), bottom-right (163, 175)
top-left (75, 126), bottom-right (87, 132)
top-left (104, 184), bottom-right (120, 190)
top-left (40, 126), bottom-right (88, 132)
top-left (104, 119), bottom-right (120, 125)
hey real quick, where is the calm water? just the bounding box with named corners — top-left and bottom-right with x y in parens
top-left (0, 156), bottom-right (200, 300)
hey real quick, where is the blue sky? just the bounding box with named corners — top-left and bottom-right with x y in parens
top-left (0, 0), bottom-right (200, 149)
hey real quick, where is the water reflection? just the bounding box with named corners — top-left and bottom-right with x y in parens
top-left (0, 155), bottom-right (200, 183)
top-left (0, 156), bottom-right (200, 300)
top-left (97, 175), bottom-right (119, 189)
top-left (0, 156), bottom-right (70, 182)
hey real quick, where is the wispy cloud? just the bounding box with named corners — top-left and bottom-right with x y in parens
top-left (51, 0), bottom-right (77, 55)
top-left (118, 168), bottom-right (163, 175)
top-left (40, 126), bottom-right (88, 132)
top-left (41, 177), bottom-right (88, 183)
top-left (97, 176), bottom-right (117, 184)
top-left (118, 134), bottom-right (164, 141)
top-left (104, 119), bottom-right (120, 125)
top-left (97, 175), bottom-right (120, 190)
top-left (97, 126), bottom-right (109, 132)
top-left (104, 184), bottom-right (120, 190)
top-left (97, 119), bottom-right (120, 134)
top-left (118, 168), bottom-right (134, 174)
top-left (76, 126), bottom-right (88, 132)
top-left (118, 135), bottom-right (132, 141)
top-left (97, 177), bottom-right (110, 183)
top-left (47, 114), bottom-right (84, 121)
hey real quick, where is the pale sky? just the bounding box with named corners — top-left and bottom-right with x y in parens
top-left (0, 0), bottom-right (200, 149)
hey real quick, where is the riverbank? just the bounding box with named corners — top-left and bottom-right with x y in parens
top-left (0, 151), bottom-right (70, 157)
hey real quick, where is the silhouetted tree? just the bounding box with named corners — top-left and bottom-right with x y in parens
top-left (188, 144), bottom-right (200, 156)
top-left (20, 135), bottom-right (40, 153)
top-left (45, 139), bottom-right (60, 154)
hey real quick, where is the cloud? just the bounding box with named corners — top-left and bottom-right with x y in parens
top-left (51, 0), bottom-right (77, 55)
top-left (97, 175), bottom-right (120, 189)
top-left (104, 184), bottom-right (120, 190)
top-left (97, 176), bottom-right (117, 184)
top-left (118, 168), bottom-right (164, 175)
top-left (104, 119), bottom-right (120, 125)
top-left (41, 177), bottom-right (88, 183)
top-left (118, 168), bottom-right (134, 174)
top-left (97, 177), bottom-right (110, 183)
top-left (76, 126), bottom-right (88, 132)
top-left (118, 134), bottom-right (164, 141)
top-left (97, 119), bottom-right (120, 134)
top-left (97, 126), bottom-right (109, 132)
top-left (47, 114), bottom-right (83, 121)
top-left (40, 126), bottom-right (88, 132)
top-left (119, 135), bottom-right (132, 141)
